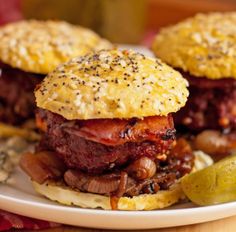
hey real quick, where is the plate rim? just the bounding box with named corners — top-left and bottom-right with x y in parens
top-left (1, 191), bottom-right (236, 215)
top-left (1, 188), bottom-right (236, 229)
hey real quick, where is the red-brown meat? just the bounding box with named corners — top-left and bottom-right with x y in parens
top-left (174, 71), bottom-right (236, 132)
top-left (0, 62), bottom-right (43, 124)
top-left (37, 109), bottom-right (176, 174)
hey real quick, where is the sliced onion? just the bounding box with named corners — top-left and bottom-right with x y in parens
top-left (116, 171), bottom-right (128, 197)
top-left (20, 151), bottom-right (65, 184)
top-left (194, 130), bottom-right (229, 159)
top-left (126, 157), bottom-right (157, 180)
top-left (64, 170), bottom-right (120, 195)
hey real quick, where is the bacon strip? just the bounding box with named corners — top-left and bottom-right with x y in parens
top-left (75, 115), bottom-right (174, 146)
top-left (37, 109), bottom-right (175, 146)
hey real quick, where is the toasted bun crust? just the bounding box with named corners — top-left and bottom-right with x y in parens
top-left (152, 12), bottom-right (236, 79)
top-left (35, 49), bottom-right (189, 120)
top-left (0, 20), bottom-right (112, 74)
top-left (31, 152), bottom-right (212, 210)
top-left (32, 181), bottom-right (184, 210)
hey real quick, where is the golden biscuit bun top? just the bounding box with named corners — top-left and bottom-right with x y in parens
top-left (35, 49), bottom-right (189, 120)
top-left (0, 20), bottom-right (112, 74)
top-left (152, 12), bottom-right (236, 79)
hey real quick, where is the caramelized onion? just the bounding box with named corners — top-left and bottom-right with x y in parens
top-left (116, 171), bottom-right (128, 197)
top-left (64, 170), bottom-right (120, 195)
top-left (110, 196), bottom-right (119, 210)
top-left (87, 177), bottom-right (119, 194)
top-left (194, 130), bottom-right (236, 160)
top-left (162, 138), bottom-right (194, 177)
top-left (194, 130), bottom-right (229, 159)
top-left (20, 151), bottom-right (65, 184)
top-left (170, 138), bottom-right (192, 158)
top-left (110, 172), bottom-right (128, 210)
top-left (126, 157), bottom-right (157, 180)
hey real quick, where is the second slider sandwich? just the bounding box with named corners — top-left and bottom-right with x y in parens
top-left (21, 49), bottom-right (193, 210)
top-left (0, 20), bottom-right (111, 125)
top-left (152, 12), bottom-right (236, 132)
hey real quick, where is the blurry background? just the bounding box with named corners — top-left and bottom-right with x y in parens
top-left (0, 0), bottom-right (236, 45)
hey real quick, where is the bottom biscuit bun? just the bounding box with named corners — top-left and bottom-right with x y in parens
top-left (32, 151), bottom-right (213, 210)
top-left (33, 181), bottom-right (184, 210)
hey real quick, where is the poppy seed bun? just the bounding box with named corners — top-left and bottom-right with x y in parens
top-left (152, 12), bottom-right (236, 79)
top-left (35, 49), bottom-right (189, 120)
top-left (0, 20), bottom-right (112, 74)
top-left (32, 151), bottom-right (213, 210)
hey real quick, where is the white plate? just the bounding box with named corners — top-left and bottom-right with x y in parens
top-left (1, 46), bottom-right (236, 230)
top-left (1, 167), bottom-right (236, 230)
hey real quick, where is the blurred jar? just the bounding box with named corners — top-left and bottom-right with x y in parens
top-left (22, 0), bottom-right (146, 44)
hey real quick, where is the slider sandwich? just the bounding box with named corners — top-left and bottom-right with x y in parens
top-left (21, 49), bottom-right (196, 210)
top-left (0, 20), bottom-right (111, 126)
top-left (152, 13), bottom-right (236, 158)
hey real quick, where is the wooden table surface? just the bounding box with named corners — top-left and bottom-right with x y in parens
top-left (23, 215), bottom-right (236, 232)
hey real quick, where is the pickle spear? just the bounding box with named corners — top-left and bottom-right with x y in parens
top-left (181, 155), bottom-right (236, 206)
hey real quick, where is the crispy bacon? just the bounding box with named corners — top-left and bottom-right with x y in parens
top-left (64, 116), bottom-right (174, 146)
top-left (37, 109), bottom-right (175, 146)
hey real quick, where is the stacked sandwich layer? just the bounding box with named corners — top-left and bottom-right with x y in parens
top-left (21, 49), bottom-right (193, 210)
top-left (0, 20), bottom-right (112, 125)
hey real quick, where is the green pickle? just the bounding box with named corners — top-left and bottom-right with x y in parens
top-left (181, 155), bottom-right (236, 206)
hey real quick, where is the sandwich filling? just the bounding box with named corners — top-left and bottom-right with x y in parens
top-left (174, 71), bottom-right (236, 132)
top-left (0, 62), bottom-right (43, 125)
top-left (21, 109), bottom-right (194, 203)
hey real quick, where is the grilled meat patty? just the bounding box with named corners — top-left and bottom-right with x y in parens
top-left (174, 71), bottom-right (236, 132)
top-left (0, 62), bottom-right (43, 125)
top-left (36, 109), bottom-right (176, 174)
